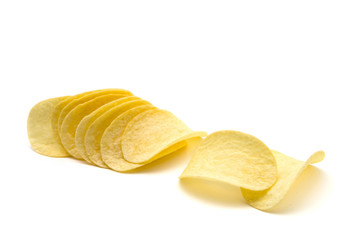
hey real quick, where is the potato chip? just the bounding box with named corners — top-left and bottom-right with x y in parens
top-left (59, 94), bottom-right (127, 159)
top-left (241, 150), bottom-right (325, 210)
top-left (84, 99), bottom-right (152, 167)
top-left (179, 130), bottom-right (278, 191)
top-left (27, 96), bottom-right (70, 157)
top-left (121, 109), bottom-right (207, 164)
top-left (101, 105), bottom-right (156, 171)
top-left (75, 96), bottom-right (141, 163)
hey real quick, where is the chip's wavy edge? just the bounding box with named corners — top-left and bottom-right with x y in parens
top-left (241, 150), bottom-right (325, 210)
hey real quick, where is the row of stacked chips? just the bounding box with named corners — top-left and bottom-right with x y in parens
top-left (27, 89), bottom-right (325, 211)
top-left (27, 89), bottom-right (207, 172)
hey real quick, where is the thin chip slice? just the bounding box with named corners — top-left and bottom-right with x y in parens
top-left (59, 94), bottom-right (127, 159)
top-left (179, 130), bottom-right (278, 191)
top-left (50, 89), bottom-right (132, 156)
top-left (75, 96), bottom-right (141, 163)
top-left (101, 105), bottom-right (156, 171)
top-left (241, 150), bottom-right (325, 210)
top-left (84, 100), bottom-right (152, 168)
top-left (121, 109), bottom-right (207, 165)
top-left (27, 96), bottom-right (70, 157)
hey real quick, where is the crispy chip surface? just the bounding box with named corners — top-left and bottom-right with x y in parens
top-left (101, 105), bottom-right (156, 171)
top-left (27, 96), bottom-right (70, 157)
top-left (28, 89), bottom-right (326, 212)
top-left (241, 150), bottom-right (325, 210)
top-left (57, 89), bottom-right (132, 134)
top-left (179, 130), bottom-right (278, 191)
top-left (121, 109), bottom-right (207, 164)
top-left (50, 89), bottom-right (132, 156)
top-left (84, 99), bottom-right (152, 167)
top-left (75, 96), bottom-right (141, 163)
top-left (59, 94), bottom-right (126, 159)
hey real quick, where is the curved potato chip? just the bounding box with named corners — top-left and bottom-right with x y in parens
top-left (101, 105), bottom-right (156, 171)
top-left (241, 150), bottom-right (325, 210)
top-left (75, 96), bottom-right (141, 163)
top-left (27, 96), bottom-right (70, 157)
top-left (84, 99), bottom-right (152, 167)
top-left (179, 130), bottom-right (277, 191)
top-left (121, 109), bottom-right (207, 164)
top-left (59, 94), bottom-right (127, 159)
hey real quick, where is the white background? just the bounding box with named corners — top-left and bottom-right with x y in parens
top-left (1, 1), bottom-right (361, 239)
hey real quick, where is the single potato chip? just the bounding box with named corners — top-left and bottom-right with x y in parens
top-left (179, 130), bottom-right (278, 191)
top-left (75, 96), bottom-right (141, 163)
top-left (101, 105), bottom-right (156, 171)
top-left (27, 96), bottom-right (70, 157)
top-left (121, 109), bottom-right (207, 165)
top-left (241, 150), bottom-right (325, 210)
top-left (84, 99), bottom-right (152, 168)
top-left (59, 94), bottom-right (127, 159)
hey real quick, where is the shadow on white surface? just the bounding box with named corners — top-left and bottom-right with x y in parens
top-left (28, 145), bottom-right (94, 166)
top-left (266, 166), bottom-right (330, 214)
top-left (179, 178), bottom-right (248, 208)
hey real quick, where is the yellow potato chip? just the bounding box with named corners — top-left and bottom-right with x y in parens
top-left (75, 96), bottom-right (141, 163)
top-left (121, 109), bottom-right (207, 164)
top-left (84, 99), bottom-right (152, 168)
top-left (241, 150), bottom-right (325, 210)
top-left (27, 96), bottom-right (70, 157)
top-left (101, 105), bottom-right (157, 171)
top-left (179, 130), bottom-right (278, 191)
top-left (59, 94), bottom-right (127, 159)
